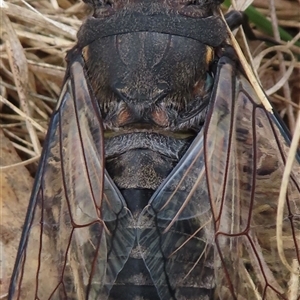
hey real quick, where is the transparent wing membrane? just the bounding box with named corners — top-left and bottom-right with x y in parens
top-left (9, 57), bottom-right (135, 300)
top-left (205, 57), bottom-right (300, 299)
top-left (138, 132), bottom-right (215, 299)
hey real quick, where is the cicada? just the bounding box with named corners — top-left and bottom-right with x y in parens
top-left (8, 0), bottom-right (300, 299)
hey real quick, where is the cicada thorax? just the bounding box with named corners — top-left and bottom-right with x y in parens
top-left (79, 0), bottom-right (227, 200)
top-left (81, 11), bottom-right (224, 300)
top-left (84, 29), bottom-right (214, 183)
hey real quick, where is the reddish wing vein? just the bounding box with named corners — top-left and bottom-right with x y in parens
top-left (9, 56), bottom-right (135, 300)
top-left (205, 56), bottom-right (300, 300)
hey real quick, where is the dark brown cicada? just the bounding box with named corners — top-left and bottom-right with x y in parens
top-left (8, 0), bottom-right (300, 299)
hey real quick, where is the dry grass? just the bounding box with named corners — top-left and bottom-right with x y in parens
top-left (0, 0), bottom-right (299, 299)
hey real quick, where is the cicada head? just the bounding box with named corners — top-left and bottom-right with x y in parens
top-left (78, 0), bottom-right (227, 130)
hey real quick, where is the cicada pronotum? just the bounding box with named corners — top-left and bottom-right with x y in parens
top-left (8, 0), bottom-right (300, 299)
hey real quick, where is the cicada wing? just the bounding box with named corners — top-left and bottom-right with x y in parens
top-left (9, 55), bottom-right (135, 300)
top-left (204, 56), bottom-right (300, 299)
top-left (137, 132), bottom-right (216, 300)
top-left (102, 173), bottom-right (136, 296)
